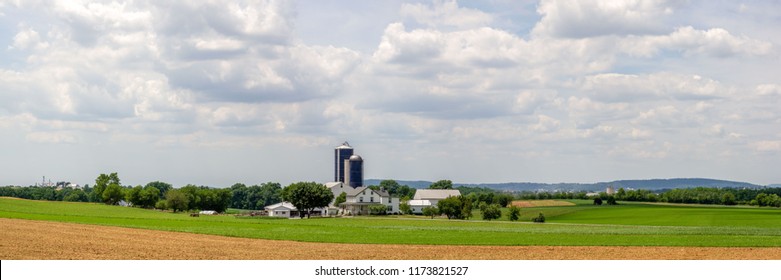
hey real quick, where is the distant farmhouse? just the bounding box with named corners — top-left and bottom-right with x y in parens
top-left (408, 189), bottom-right (461, 214)
top-left (265, 202), bottom-right (327, 218)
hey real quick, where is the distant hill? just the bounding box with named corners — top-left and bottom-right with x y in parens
top-left (365, 178), bottom-right (763, 192)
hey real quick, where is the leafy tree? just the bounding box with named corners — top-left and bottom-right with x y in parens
top-left (437, 196), bottom-right (463, 219)
top-left (139, 186), bottom-right (160, 208)
top-left (379, 180), bottom-right (401, 194)
top-left (93, 173), bottom-right (121, 204)
top-left (593, 197), bottom-right (603, 205)
top-left (145, 181), bottom-right (172, 199)
top-left (721, 192), bottom-right (736, 205)
top-left (508, 205), bottom-right (521, 221)
top-left (606, 196), bottom-right (618, 205)
top-left (429, 180), bottom-right (453, 189)
top-left (334, 192), bottom-right (346, 206)
top-left (481, 203), bottom-right (502, 221)
top-left (422, 206), bottom-right (438, 219)
top-left (493, 193), bottom-right (514, 207)
top-left (281, 182), bottom-right (334, 218)
top-left (155, 199), bottom-right (168, 210)
top-left (126, 185), bottom-right (143, 206)
top-left (165, 189), bottom-right (189, 213)
top-left (62, 189), bottom-right (88, 202)
top-left (460, 195), bottom-right (473, 219)
top-left (399, 199), bottom-right (412, 214)
top-left (102, 183), bottom-right (125, 205)
top-left (369, 204), bottom-right (388, 215)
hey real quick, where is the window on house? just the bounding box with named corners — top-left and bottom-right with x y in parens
top-left (370, 197), bottom-right (374, 202)
top-left (360, 197), bottom-right (363, 202)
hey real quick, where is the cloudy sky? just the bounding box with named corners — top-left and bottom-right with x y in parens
top-left (1, 0), bottom-right (780, 187)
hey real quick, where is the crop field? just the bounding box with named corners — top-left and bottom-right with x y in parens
top-left (512, 199), bottom-right (576, 207)
top-left (1, 197), bottom-right (780, 249)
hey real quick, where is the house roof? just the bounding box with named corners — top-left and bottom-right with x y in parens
top-left (325, 182), bottom-right (344, 189)
top-left (264, 202), bottom-right (297, 211)
top-left (347, 186), bottom-right (390, 197)
top-left (413, 189), bottom-right (461, 200)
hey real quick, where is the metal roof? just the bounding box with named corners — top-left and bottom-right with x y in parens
top-left (349, 154), bottom-right (363, 161)
top-left (335, 141), bottom-right (352, 149)
top-left (413, 189), bottom-right (462, 200)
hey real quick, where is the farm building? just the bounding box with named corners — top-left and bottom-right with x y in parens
top-left (408, 189), bottom-right (462, 214)
top-left (264, 202), bottom-right (327, 218)
top-left (337, 186), bottom-right (399, 215)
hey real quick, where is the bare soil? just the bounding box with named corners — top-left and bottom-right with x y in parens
top-left (1, 218), bottom-right (779, 260)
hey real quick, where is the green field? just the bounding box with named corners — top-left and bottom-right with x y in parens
top-left (1, 197), bottom-right (780, 247)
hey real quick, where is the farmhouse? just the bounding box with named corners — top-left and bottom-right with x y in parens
top-left (264, 202), bottom-right (327, 218)
top-left (338, 186), bottom-right (399, 215)
top-left (408, 189), bottom-right (461, 214)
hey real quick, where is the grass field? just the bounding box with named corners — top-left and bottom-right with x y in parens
top-left (1, 197), bottom-right (780, 247)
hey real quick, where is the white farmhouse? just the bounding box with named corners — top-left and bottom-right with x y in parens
top-left (338, 186), bottom-right (399, 215)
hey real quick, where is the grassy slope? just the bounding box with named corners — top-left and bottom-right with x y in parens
top-left (1, 198), bottom-right (780, 247)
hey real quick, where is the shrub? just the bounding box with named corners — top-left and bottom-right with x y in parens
top-left (532, 213), bottom-right (545, 223)
top-left (606, 196), bottom-right (618, 205)
top-left (481, 204), bottom-right (502, 221)
top-left (155, 199), bottom-right (168, 210)
top-left (369, 204), bottom-right (388, 215)
top-left (508, 205), bottom-right (521, 222)
top-left (593, 197), bottom-right (603, 205)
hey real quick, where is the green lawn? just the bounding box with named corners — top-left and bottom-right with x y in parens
top-left (1, 197), bottom-right (780, 247)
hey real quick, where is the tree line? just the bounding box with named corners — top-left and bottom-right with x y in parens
top-left (515, 186), bottom-right (781, 207)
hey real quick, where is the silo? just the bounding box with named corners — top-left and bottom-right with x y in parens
top-left (347, 155), bottom-right (363, 188)
top-left (334, 142), bottom-right (353, 183)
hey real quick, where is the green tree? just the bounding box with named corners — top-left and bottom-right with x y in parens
top-left (145, 181), bottom-right (172, 199)
top-left (593, 197), bottom-right (603, 205)
top-left (102, 184), bottom-right (124, 205)
top-left (155, 199), bottom-right (168, 210)
top-left (93, 173), bottom-right (121, 204)
top-left (399, 199), bottom-right (412, 214)
top-left (422, 206), bottom-right (438, 219)
top-left (369, 204), bottom-right (387, 215)
top-left (606, 196), bottom-right (618, 205)
top-left (165, 189), bottom-right (189, 213)
top-left (379, 180), bottom-right (401, 194)
top-left (139, 186), bottom-right (160, 208)
top-left (460, 195), bottom-right (473, 220)
top-left (429, 180), bottom-right (453, 189)
top-left (281, 182), bottom-right (334, 218)
top-left (437, 196), bottom-right (463, 219)
top-left (126, 185), bottom-right (143, 206)
top-left (481, 203), bottom-right (502, 221)
top-left (508, 205), bottom-right (521, 221)
top-left (334, 192), bottom-right (346, 206)
top-left (721, 192), bottom-right (737, 205)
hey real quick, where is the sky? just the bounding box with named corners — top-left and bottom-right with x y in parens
top-left (1, 0), bottom-right (780, 187)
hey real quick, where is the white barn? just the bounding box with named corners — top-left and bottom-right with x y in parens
top-left (408, 189), bottom-right (462, 214)
top-left (265, 202), bottom-right (327, 218)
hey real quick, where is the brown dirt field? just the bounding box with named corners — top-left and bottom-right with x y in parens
top-left (512, 200), bottom-right (576, 207)
top-left (1, 218), bottom-right (779, 260)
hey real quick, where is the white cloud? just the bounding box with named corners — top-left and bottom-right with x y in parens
top-left (533, 0), bottom-right (675, 38)
top-left (401, 0), bottom-right (493, 29)
top-left (622, 26), bottom-right (774, 57)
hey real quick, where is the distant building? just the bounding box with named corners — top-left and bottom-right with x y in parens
top-left (265, 202), bottom-right (327, 218)
top-left (325, 142), bottom-right (399, 215)
top-left (606, 186), bottom-right (615, 195)
top-left (408, 189), bottom-right (462, 214)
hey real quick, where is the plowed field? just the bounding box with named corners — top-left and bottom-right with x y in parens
top-left (2, 218), bottom-right (779, 260)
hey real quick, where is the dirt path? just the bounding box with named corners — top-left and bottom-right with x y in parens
top-left (1, 218), bottom-right (779, 260)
